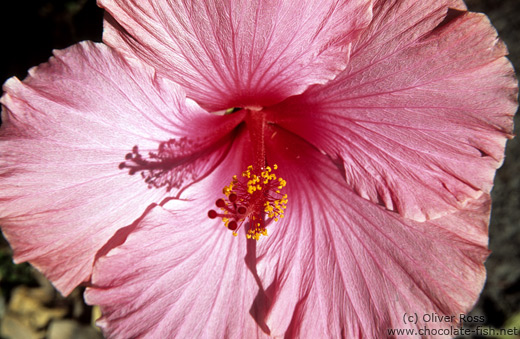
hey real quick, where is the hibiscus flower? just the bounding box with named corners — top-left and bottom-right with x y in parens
top-left (0, 0), bottom-right (517, 338)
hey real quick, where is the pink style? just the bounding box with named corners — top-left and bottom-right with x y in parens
top-left (0, 1), bottom-right (517, 338)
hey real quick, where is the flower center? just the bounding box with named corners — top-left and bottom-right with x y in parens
top-left (207, 109), bottom-right (288, 240)
top-left (208, 165), bottom-right (287, 240)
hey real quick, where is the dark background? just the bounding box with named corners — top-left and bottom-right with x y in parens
top-left (0, 0), bottom-right (518, 338)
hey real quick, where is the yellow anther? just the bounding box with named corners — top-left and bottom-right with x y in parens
top-left (213, 163), bottom-right (287, 241)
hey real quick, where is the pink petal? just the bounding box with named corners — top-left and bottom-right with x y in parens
top-left (253, 127), bottom-right (490, 337)
top-left (268, 0), bottom-right (517, 221)
top-left (98, 0), bottom-right (373, 110)
top-left (85, 136), bottom-right (269, 338)
top-left (0, 42), bottom-right (241, 294)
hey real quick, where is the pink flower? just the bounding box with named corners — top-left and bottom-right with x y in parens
top-left (0, 0), bottom-right (517, 338)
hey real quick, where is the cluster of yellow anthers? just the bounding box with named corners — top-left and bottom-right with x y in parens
top-left (218, 164), bottom-right (288, 240)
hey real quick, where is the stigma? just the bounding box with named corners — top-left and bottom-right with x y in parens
top-left (207, 164), bottom-right (288, 240)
